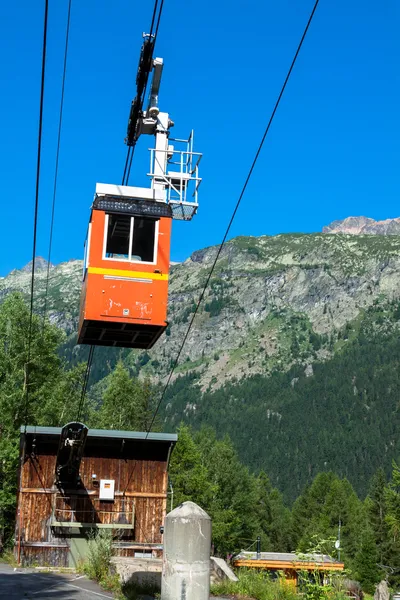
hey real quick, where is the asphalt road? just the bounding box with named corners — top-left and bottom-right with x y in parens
top-left (0, 562), bottom-right (115, 599)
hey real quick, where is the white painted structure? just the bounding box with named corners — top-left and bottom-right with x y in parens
top-left (161, 501), bottom-right (211, 600)
top-left (94, 53), bottom-right (201, 221)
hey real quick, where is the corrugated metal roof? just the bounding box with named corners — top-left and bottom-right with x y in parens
top-left (237, 552), bottom-right (340, 564)
top-left (20, 425), bottom-right (177, 443)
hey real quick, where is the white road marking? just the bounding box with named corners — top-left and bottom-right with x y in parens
top-left (31, 581), bottom-right (64, 595)
top-left (63, 582), bottom-right (114, 598)
top-left (28, 573), bottom-right (113, 598)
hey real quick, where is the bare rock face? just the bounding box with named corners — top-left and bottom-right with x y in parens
top-left (323, 217), bottom-right (376, 235)
top-left (20, 257), bottom-right (53, 273)
top-left (4, 233), bottom-right (400, 390)
top-left (364, 217), bottom-right (400, 235)
top-left (374, 580), bottom-right (390, 600)
top-left (323, 216), bottom-right (400, 235)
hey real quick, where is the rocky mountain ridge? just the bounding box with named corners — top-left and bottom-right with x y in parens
top-left (3, 232), bottom-right (400, 391)
top-left (323, 216), bottom-right (400, 235)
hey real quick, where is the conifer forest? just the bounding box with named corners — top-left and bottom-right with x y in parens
top-left (2, 283), bottom-right (400, 593)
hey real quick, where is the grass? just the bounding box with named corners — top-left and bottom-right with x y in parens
top-left (1, 548), bottom-right (18, 567)
top-left (211, 569), bottom-right (298, 600)
top-left (211, 569), bottom-right (351, 600)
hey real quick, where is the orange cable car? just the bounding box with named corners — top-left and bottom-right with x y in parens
top-left (78, 50), bottom-right (201, 350)
top-left (78, 188), bottom-right (173, 349)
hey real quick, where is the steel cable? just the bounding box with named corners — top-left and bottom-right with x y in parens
top-left (143, 0), bottom-right (321, 435)
top-left (42, 0), bottom-right (72, 325)
top-left (23, 0), bottom-right (49, 432)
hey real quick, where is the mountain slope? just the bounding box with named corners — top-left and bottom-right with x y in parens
top-left (163, 302), bottom-right (400, 500)
top-left (4, 233), bottom-right (400, 389)
top-left (3, 233), bottom-right (400, 499)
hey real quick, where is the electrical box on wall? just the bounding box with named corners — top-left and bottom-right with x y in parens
top-left (99, 479), bottom-right (115, 501)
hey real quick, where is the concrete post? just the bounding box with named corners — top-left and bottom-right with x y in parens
top-left (161, 501), bottom-right (211, 600)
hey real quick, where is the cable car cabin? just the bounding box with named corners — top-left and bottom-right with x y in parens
top-left (78, 188), bottom-right (172, 349)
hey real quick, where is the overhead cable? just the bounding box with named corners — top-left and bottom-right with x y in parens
top-left (43, 0), bottom-right (73, 325)
top-left (23, 0), bottom-right (49, 432)
top-left (77, 345), bottom-right (95, 422)
top-left (144, 0), bottom-right (321, 434)
top-left (123, 0), bottom-right (165, 184)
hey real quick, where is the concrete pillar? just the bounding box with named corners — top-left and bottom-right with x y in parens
top-left (161, 501), bottom-right (211, 600)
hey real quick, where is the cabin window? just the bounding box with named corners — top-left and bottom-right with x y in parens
top-left (131, 218), bottom-right (156, 262)
top-left (104, 214), bottom-right (158, 263)
top-left (105, 214), bottom-right (131, 259)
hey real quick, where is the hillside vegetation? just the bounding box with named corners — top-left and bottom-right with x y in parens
top-left (3, 233), bottom-right (400, 500)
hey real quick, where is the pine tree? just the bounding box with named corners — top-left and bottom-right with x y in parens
top-left (135, 377), bottom-right (161, 432)
top-left (195, 428), bottom-right (260, 555)
top-left (367, 468), bottom-right (387, 563)
top-left (0, 293), bottom-right (83, 546)
top-left (256, 471), bottom-right (293, 551)
top-left (383, 461), bottom-right (400, 586)
top-left (168, 424), bottom-right (216, 510)
top-left (385, 460), bottom-right (400, 539)
top-left (354, 526), bottom-right (380, 593)
top-left (365, 466), bottom-right (400, 583)
top-left (96, 363), bottom-right (161, 431)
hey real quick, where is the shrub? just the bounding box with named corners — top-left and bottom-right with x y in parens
top-left (82, 529), bottom-right (114, 583)
top-left (211, 568), bottom-right (350, 600)
top-left (211, 568), bottom-right (297, 600)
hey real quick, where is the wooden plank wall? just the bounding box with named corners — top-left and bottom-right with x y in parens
top-left (16, 446), bottom-right (170, 564)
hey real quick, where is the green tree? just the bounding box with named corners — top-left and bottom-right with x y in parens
top-left (168, 424), bottom-right (216, 509)
top-left (366, 468), bottom-right (387, 563)
top-left (354, 526), bottom-right (380, 593)
top-left (292, 472), bottom-right (364, 563)
top-left (256, 471), bottom-right (293, 551)
top-left (135, 377), bottom-right (161, 432)
top-left (292, 472), bottom-right (337, 550)
top-left (0, 293), bottom-right (83, 546)
top-left (364, 466), bottom-right (400, 584)
top-left (96, 362), bottom-right (159, 431)
top-left (385, 460), bottom-right (400, 538)
top-left (195, 427), bottom-right (260, 555)
top-left (0, 293), bottom-right (64, 428)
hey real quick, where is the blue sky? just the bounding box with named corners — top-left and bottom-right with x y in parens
top-left (1, 0), bottom-right (399, 276)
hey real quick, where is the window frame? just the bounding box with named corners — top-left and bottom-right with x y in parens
top-left (82, 222), bottom-right (92, 281)
top-left (102, 213), bottom-right (159, 265)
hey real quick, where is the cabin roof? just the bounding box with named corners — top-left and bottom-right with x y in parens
top-left (21, 426), bottom-right (177, 443)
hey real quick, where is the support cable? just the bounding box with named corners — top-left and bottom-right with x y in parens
top-left (143, 0), bottom-right (321, 435)
top-left (122, 146), bottom-right (133, 185)
top-left (153, 0), bottom-right (164, 39)
top-left (123, 0), bottom-right (165, 184)
top-left (77, 345), bottom-right (95, 422)
top-left (43, 0), bottom-right (72, 324)
top-left (18, 0), bottom-right (49, 564)
top-left (23, 0), bottom-right (49, 432)
top-left (125, 143), bottom-right (135, 184)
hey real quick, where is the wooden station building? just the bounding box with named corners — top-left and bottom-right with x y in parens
top-left (15, 424), bottom-right (177, 568)
top-left (233, 552), bottom-right (345, 588)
